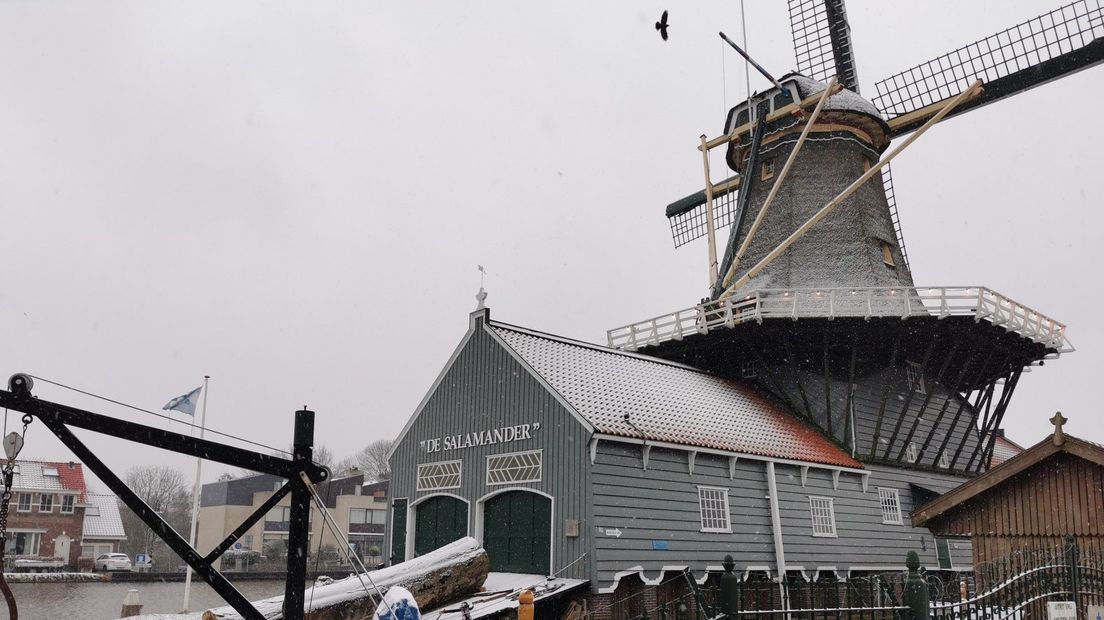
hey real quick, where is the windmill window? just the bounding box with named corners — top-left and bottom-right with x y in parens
top-left (905, 442), bottom-right (920, 464)
top-left (939, 451), bottom-right (952, 469)
top-left (878, 488), bottom-right (903, 525)
top-left (761, 158), bottom-right (776, 181)
top-left (808, 496), bottom-right (837, 537)
top-left (697, 486), bottom-right (731, 533)
top-left (881, 241), bottom-right (896, 268)
top-left (906, 362), bottom-right (926, 394)
top-left (740, 359), bottom-right (758, 379)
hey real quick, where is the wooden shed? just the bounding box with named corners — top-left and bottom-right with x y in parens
top-left (911, 413), bottom-right (1104, 567)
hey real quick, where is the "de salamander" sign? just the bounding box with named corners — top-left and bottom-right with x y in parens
top-left (420, 422), bottom-right (540, 453)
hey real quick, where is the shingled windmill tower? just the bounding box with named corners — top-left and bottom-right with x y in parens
top-left (609, 0), bottom-right (1102, 473)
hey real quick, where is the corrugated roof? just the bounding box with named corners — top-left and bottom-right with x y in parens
top-left (490, 323), bottom-right (861, 469)
top-left (83, 493), bottom-right (126, 539)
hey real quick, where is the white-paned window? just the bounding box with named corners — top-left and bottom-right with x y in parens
top-left (878, 488), bottom-right (903, 525)
top-left (417, 460), bottom-right (462, 492)
top-left (906, 362), bottom-right (926, 394)
top-left (905, 442), bottom-right (920, 464)
top-left (809, 496), bottom-right (837, 537)
top-left (60, 495), bottom-right (75, 514)
top-left (486, 450), bottom-right (542, 485)
top-left (39, 494), bottom-right (53, 513)
top-left (5, 531), bottom-right (42, 556)
top-left (349, 508), bottom-right (367, 524)
top-left (697, 486), bottom-right (731, 533)
top-left (16, 493), bottom-right (31, 513)
top-left (939, 450), bottom-right (952, 469)
top-left (265, 506), bottom-right (291, 523)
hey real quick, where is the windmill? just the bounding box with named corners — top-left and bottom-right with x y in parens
top-left (607, 0), bottom-right (1102, 473)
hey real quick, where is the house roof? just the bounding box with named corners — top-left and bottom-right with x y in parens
top-left (912, 427), bottom-right (1104, 527)
top-left (83, 493), bottom-right (126, 540)
top-left (489, 322), bottom-right (861, 469)
top-left (990, 434), bottom-right (1025, 466)
top-left (12, 460), bottom-right (87, 500)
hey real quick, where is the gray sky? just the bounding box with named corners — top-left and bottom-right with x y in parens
top-left (0, 1), bottom-right (1101, 489)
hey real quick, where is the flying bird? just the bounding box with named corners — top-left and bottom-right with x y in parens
top-left (655, 10), bottom-right (669, 41)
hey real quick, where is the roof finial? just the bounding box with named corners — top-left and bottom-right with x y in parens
top-left (475, 265), bottom-right (488, 310)
top-left (1050, 411), bottom-right (1067, 446)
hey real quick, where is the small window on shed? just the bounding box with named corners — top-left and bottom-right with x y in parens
top-left (905, 442), bottom-right (920, 464)
top-left (881, 241), bottom-right (896, 267)
top-left (878, 488), bottom-right (903, 525)
top-left (697, 486), bottom-right (731, 533)
top-left (808, 496), bottom-right (837, 537)
top-left (935, 537), bottom-right (953, 569)
top-left (761, 158), bottom-right (776, 181)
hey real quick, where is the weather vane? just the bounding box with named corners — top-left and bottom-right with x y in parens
top-left (475, 265), bottom-right (488, 310)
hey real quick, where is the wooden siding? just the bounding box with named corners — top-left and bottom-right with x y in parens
top-left (591, 442), bottom-right (774, 589)
top-left (385, 319), bottom-right (591, 581)
top-left (926, 452), bottom-right (1104, 565)
top-left (590, 442), bottom-right (973, 590)
top-left (774, 463), bottom-right (972, 571)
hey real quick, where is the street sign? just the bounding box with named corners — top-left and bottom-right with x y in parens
top-left (234, 542), bottom-right (242, 550)
top-left (135, 553), bottom-right (147, 564)
top-left (1087, 604), bottom-right (1103, 620)
top-left (1048, 601), bottom-right (1076, 620)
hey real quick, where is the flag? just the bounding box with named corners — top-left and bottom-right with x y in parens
top-left (163, 386), bottom-right (202, 416)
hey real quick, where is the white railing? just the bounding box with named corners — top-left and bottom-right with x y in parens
top-left (606, 286), bottom-right (1070, 352)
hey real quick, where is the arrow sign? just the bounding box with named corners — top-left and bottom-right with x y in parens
top-left (604, 528), bottom-right (622, 538)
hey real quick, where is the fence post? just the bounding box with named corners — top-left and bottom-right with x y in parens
top-left (720, 554), bottom-right (740, 619)
top-left (903, 551), bottom-right (929, 620)
top-left (518, 590), bottom-right (534, 620)
top-left (1064, 534), bottom-right (1081, 609)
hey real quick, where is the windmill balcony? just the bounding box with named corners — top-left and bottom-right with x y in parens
top-left (607, 286), bottom-right (1070, 353)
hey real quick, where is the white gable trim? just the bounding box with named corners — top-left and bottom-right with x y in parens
top-left (482, 323), bottom-right (595, 434)
top-left (387, 325), bottom-right (479, 461)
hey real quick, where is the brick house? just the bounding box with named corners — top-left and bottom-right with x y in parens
top-left (6, 460), bottom-right (88, 567)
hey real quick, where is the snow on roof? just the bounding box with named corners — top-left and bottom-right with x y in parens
top-left (785, 74), bottom-right (885, 120)
top-left (990, 435), bottom-right (1026, 466)
top-left (490, 323), bottom-right (861, 469)
top-left (12, 460), bottom-right (87, 498)
top-left (83, 493), bottom-right (126, 540)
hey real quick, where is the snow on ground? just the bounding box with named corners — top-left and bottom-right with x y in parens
top-left (125, 537), bottom-right (486, 620)
top-left (3, 571), bottom-right (106, 583)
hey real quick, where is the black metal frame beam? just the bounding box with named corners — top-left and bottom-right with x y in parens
top-left (918, 348), bottom-right (977, 466)
top-left (205, 481), bottom-right (294, 563)
top-left (867, 336), bottom-right (902, 459)
top-left (879, 339), bottom-right (936, 461)
top-left (894, 342), bottom-right (959, 463)
top-left (0, 376), bottom-right (327, 620)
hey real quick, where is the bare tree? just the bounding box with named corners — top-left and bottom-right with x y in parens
top-left (338, 439), bottom-right (393, 482)
top-left (118, 465), bottom-right (192, 560)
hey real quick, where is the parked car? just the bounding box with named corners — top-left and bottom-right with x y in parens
top-left (94, 553), bottom-right (132, 571)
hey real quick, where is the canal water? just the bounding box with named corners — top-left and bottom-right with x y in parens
top-left (11, 579), bottom-right (285, 620)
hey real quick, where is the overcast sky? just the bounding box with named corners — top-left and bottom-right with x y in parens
top-left (0, 1), bottom-right (1101, 490)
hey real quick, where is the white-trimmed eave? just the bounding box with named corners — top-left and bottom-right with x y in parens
top-left (481, 323), bottom-right (596, 435)
top-left (386, 323), bottom-right (480, 462)
top-left (591, 433), bottom-right (867, 478)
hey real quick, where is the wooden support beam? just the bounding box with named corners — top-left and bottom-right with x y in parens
top-left (895, 342), bottom-right (960, 463)
top-left (784, 337), bottom-right (814, 419)
top-left (720, 77), bottom-right (838, 289)
top-left (868, 337), bottom-right (902, 459)
top-left (701, 134), bottom-right (720, 285)
top-left (844, 338), bottom-right (858, 455)
top-left (723, 80), bottom-right (983, 297)
top-left (699, 83), bottom-right (844, 151)
top-left (881, 339), bottom-right (938, 461)
top-left (920, 349), bottom-right (978, 464)
top-left (948, 364), bottom-right (1001, 470)
top-left (823, 330), bottom-right (834, 439)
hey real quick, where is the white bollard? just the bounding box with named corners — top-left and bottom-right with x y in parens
top-left (120, 588), bottom-right (143, 618)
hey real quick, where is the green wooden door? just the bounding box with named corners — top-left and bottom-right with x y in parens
top-left (413, 496), bottom-right (468, 556)
top-left (483, 491), bottom-right (551, 574)
top-left (390, 499), bottom-right (407, 564)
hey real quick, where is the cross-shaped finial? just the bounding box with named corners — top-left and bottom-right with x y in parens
top-left (1050, 411), bottom-right (1067, 446)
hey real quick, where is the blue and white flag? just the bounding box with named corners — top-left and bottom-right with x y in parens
top-left (163, 387), bottom-right (202, 416)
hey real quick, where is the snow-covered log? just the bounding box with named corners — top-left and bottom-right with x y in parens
top-left (127, 537), bottom-right (489, 620)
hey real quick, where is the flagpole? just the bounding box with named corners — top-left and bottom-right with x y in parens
top-left (182, 375), bottom-right (210, 613)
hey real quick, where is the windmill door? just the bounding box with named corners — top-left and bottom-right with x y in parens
top-left (413, 496), bottom-right (468, 556)
top-left (483, 491), bottom-right (551, 574)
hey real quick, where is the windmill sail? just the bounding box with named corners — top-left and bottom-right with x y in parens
top-left (874, 0), bottom-right (1104, 137)
top-left (665, 176), bottom-right (741, 248)
top-left (788, 0), bottom-right (861, 91)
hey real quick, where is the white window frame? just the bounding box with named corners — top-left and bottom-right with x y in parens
top-left (808, 496), bottom-right (837, 538)
top-left (416, 460), bottom-right (462, 492)
top-left (349, 508), bottom-right (367, 525)
top-left (15, 493), bottom-right (31, 513)
top-left (39, 494), bottom-right (53, 513)
top-left (697, 486), bottom-right (732, 533)
top-left (878, 488), bottom-right (903, 525)
top-left (60, 494), bottom-right (76, 514)
top-left (905, 442), bottom-right (920, 464)
top-left (906, 362), bottom-right (927, 394)
top-left (939, 450), bottom-right (952, 469)
top-left (485, 449), bottom-right (543, 486)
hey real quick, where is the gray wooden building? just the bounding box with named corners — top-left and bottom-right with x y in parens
top-left (385, 307), bottom-right (975, 595)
